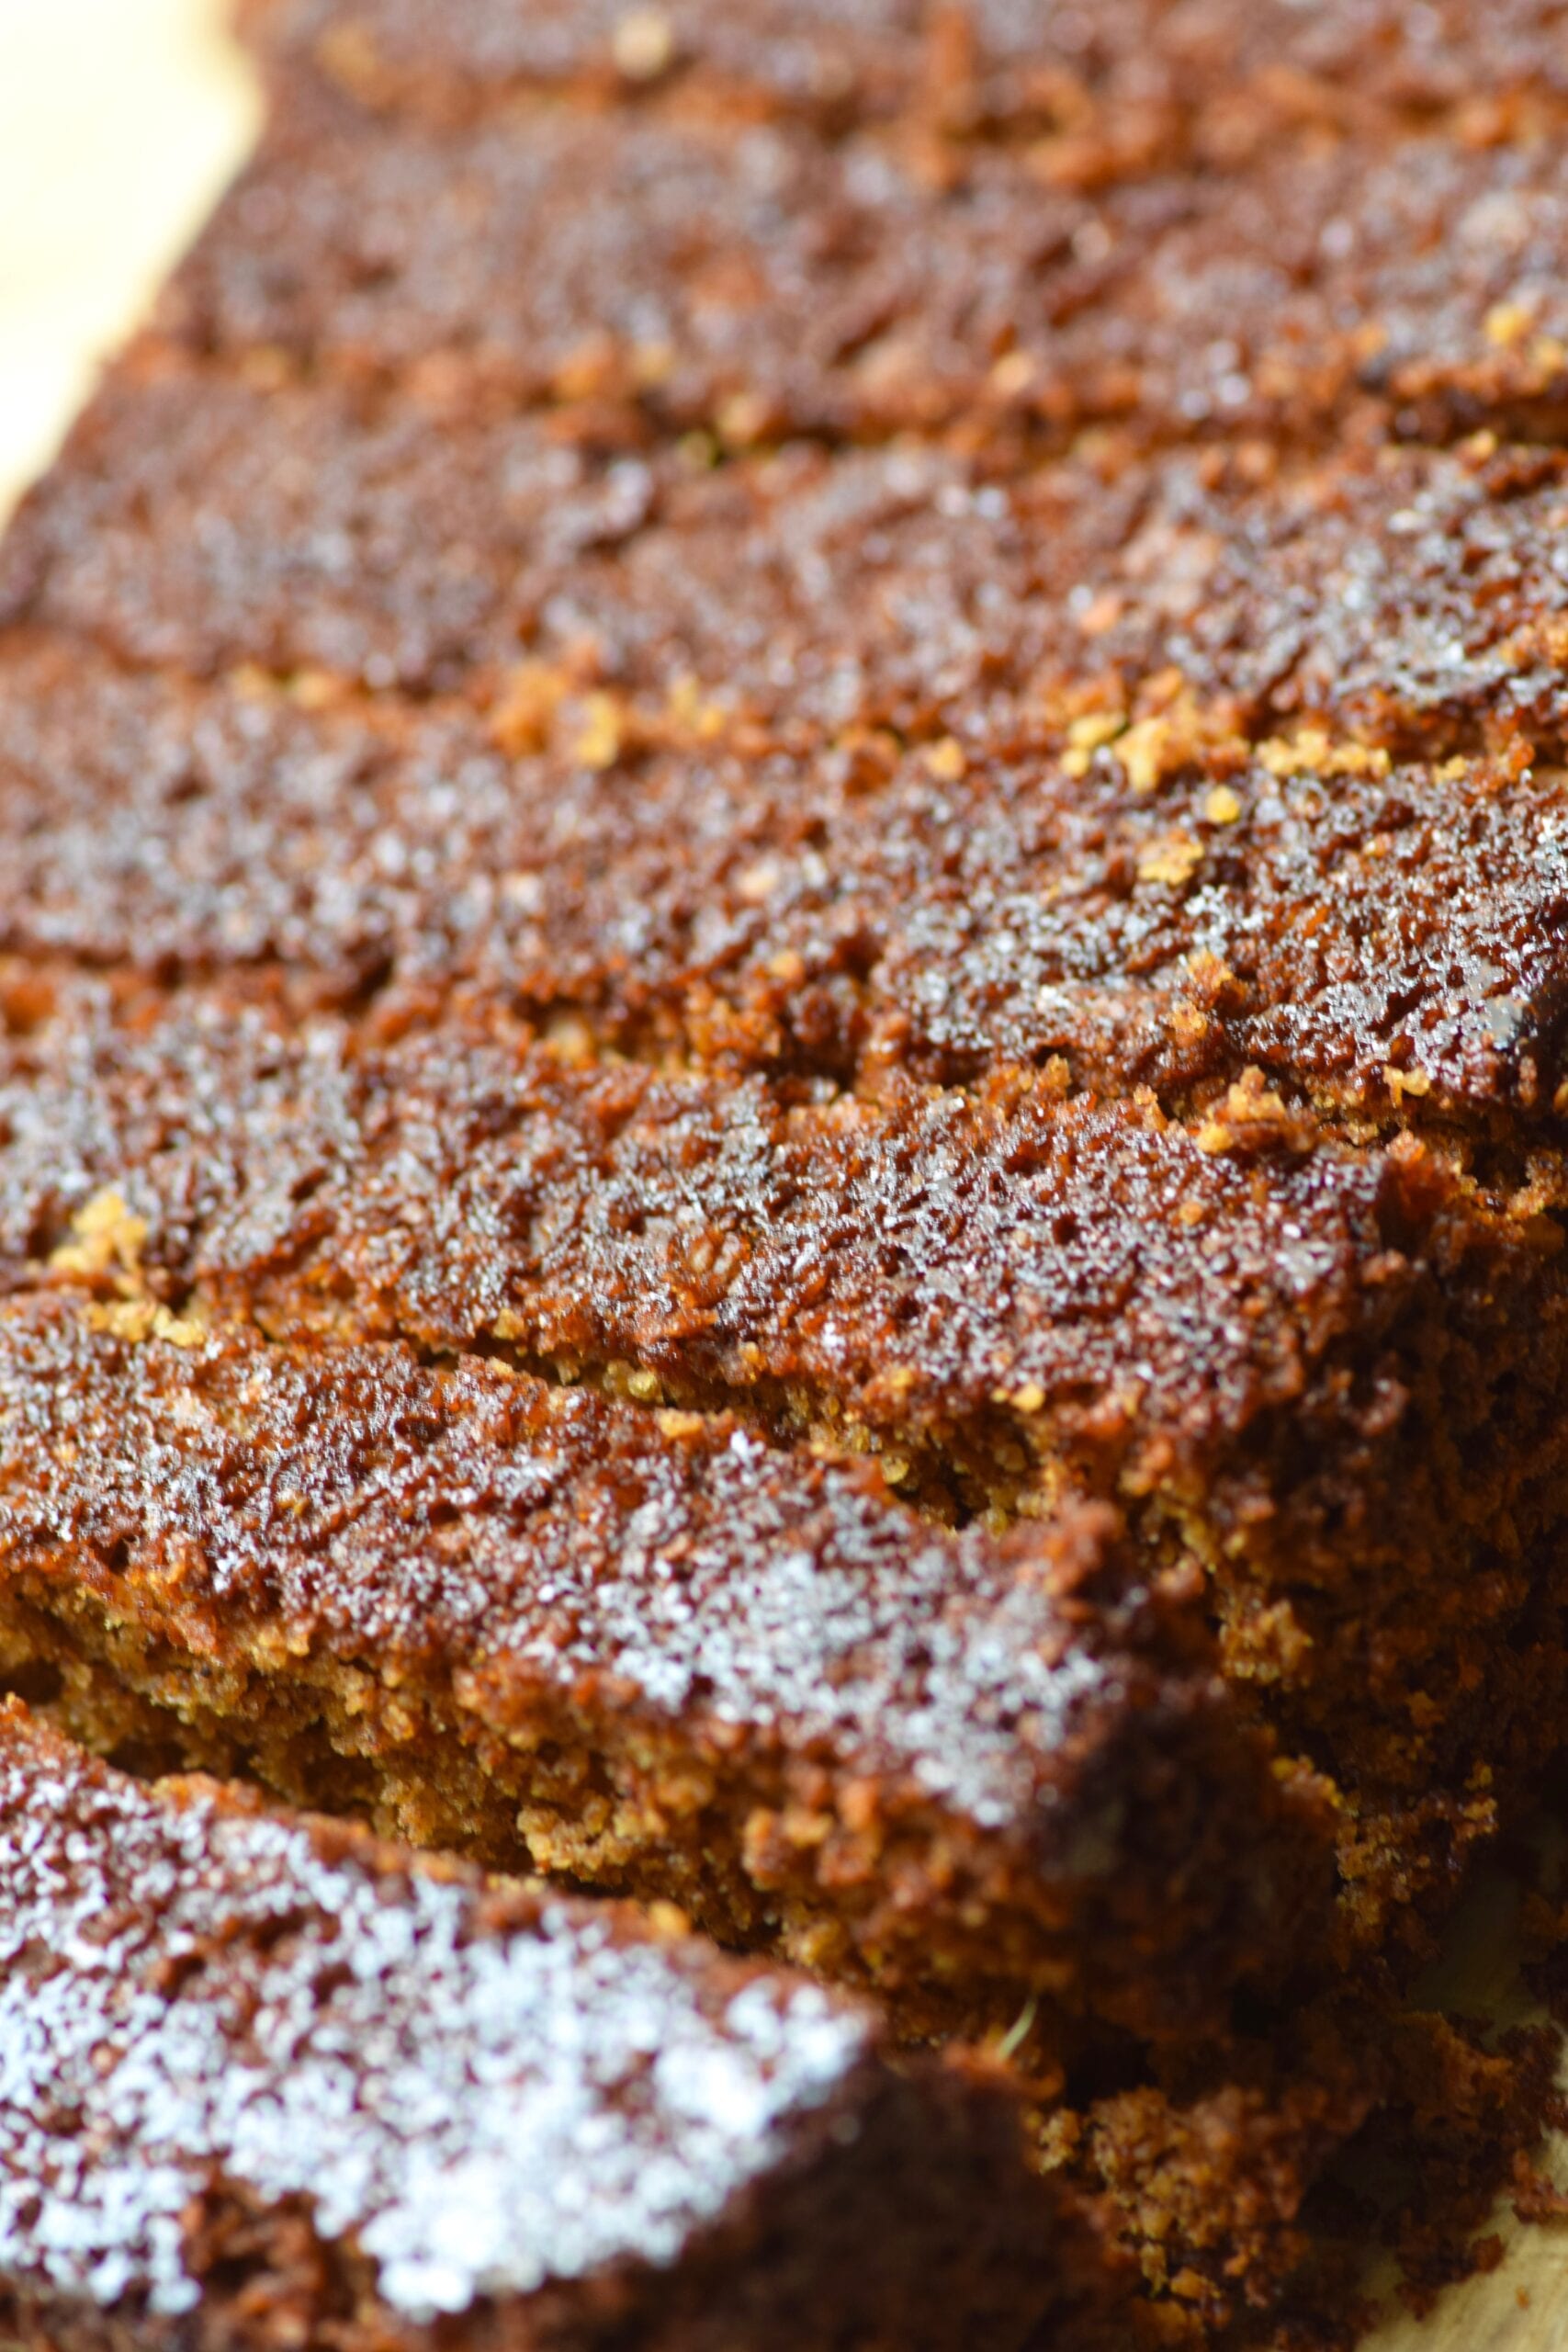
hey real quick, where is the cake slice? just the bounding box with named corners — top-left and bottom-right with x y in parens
top-left (0, 373), bottom-right (1082, 709)
top-left (0, 1290), bottom-right (1331, 2064)
top-left (133, 39), bottom-right (1568, 450)
top-left (0, 623), bottom-right (1563, 1128)
top-left (0, 1700), bottom-right (1099, 2352)
top-left (236, 0), bottom-right (1568, 164)
top-left (15, 359), bottom-right (1568, 769)
top-left (0, 995), bottom-right (1561, 1957)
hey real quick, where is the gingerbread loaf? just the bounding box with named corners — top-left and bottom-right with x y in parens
top-left (4, 0), bottom-right (1568, 2339)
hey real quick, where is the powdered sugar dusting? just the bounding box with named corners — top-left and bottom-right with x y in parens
top-left (0, 1728), bottom-right (871, 2325)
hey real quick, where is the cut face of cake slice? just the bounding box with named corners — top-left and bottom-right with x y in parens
top-left (0, 1702), bottom-right (1102, 2352)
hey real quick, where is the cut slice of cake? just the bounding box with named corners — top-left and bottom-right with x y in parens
top-left (0, 622), bottom-right (1563, 1126)
top-left (0, 989), bottom-right (1561, 1962)
top-left (137, 34), bottom-right (1568, 450)
top-left (237, 0), bottom-right (1568, 142)
top-left (0, 1702), bottom-right (1102, 2351)
top-left (0, 1293), bottom-right (1332, 2066)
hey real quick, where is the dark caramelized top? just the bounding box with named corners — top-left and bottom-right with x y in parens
top-left (134, 62), bottom-right (1568, 453)
top-left (1046, 440), bottom-right (1568, 759)
top-left (1, 1008), bottom-right (1557, 1589)
top-left (240, 0), bottom-right (1568, 140)
top-left (18, 367), bottom-right (1568, 756)
top-left (0, 372), bottom-right (660, 696)
top-left (3, 613), bottom-right (1567, 1122)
